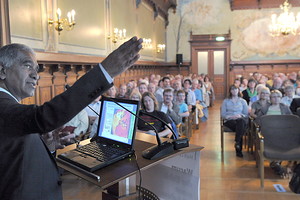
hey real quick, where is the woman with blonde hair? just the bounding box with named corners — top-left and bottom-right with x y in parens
top-left (137, 92), bottom-right (172, 137)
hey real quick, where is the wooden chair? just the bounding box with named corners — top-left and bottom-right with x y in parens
top-left (256, 115), bottom-right (300, 188)
top-left (221, 116), bottom-right (250, 153)
top-left (178, 114), bottom-right (193, 138)
top-left (220, 117), bottom-right (235, 153)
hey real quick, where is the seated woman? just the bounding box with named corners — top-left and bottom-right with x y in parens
top-left (221, 85), bottom-right (248, 157)
top-left (137, 92), bottom-right (172, 138)
top-left (250, 86), bottom-right (271, 120)
top-left (256, 89), bottom-right (292, 175)
top-left (129, 88), bottom-right (142, 101)
top-left (242, 78), bottom-right (257, 105)
top-left (257, 90), bottom-right (292, 119)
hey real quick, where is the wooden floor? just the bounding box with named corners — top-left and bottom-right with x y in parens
top-left (61, 100), bottom-right (300, 200)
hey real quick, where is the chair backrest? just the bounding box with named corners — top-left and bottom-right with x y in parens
top-left (260, 115), bottom-right (300, 150)
top-left (297, 108), bottom-right (300, 117)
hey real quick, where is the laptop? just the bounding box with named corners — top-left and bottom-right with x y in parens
top-left (58, 96), bottom-right (140, 172)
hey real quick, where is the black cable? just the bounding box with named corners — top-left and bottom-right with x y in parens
top-left (87, 105), bottom-right (100, 116)
top-left (134, 152), bottom-right (142, 200)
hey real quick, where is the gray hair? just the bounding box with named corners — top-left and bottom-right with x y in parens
top-left (0, 43), bottom-right (35, 69)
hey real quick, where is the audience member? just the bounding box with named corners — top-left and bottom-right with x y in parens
top-left (176, 90), bottom-right (190, 118)
top-left (158, 88), bottom-right (181, 125)
top-left (242, 78), bottom-right (257, 105)
top-left (270, 77), bottom-right (284, 94)
top-left (64, 109), bottom-right (89, 137)
top-left (221, 85), bottom-right (248, 157)
top-left (84, 95), bottom-right (102, 127)
top-left (250, 87), bottom-right (271, 120)
top-left (138, 82), bottom-right (148, 95)
top-left (116, 83), bottom-right (128, 99)
top-left (147, 82), bottom-right (156, 94)
top-left (104, 85), bottom-right (117, 98)
top-left (256, 90), bottom-right (292, 120)
top-left (155, 76), bottom-right (172, 103)
top-left (137, 92), bottom-right (172, 137)
top-left (129, 88), bottom-right (142, 101)
top-left (281, 85), bottom-right (299, 106)
top-left (233, 78), bottom-right (241, 88)
top-left (240, 78), bottom-right (248, 91)
top-left (204, 75), bottom-right (215, 107)
top-left (183, 79), bottom-right (196, 109)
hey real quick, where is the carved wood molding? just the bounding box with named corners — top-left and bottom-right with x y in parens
top-left (143, 0), bottom-right (176, 23)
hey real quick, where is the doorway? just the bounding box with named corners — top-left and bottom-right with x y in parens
top-left (190, 33), bottom-right (231, 99)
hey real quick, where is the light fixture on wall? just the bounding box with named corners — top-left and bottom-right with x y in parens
top-left (142, 38), bottom-right (153, 49)
top-left (48, 8), bottom-right (76, 35)
top-left (107, 28), bottom-right (126, 43)
top-left (215, 36), bottom-right (225, 41)
top-left (269, 0), bottom-right (300, 36)
top-left (156, 44), bottom-right (165, 53)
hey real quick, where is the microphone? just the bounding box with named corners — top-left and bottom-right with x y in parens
top-left (139, 110), bottom-right (178, 139)
top-left (105, 97), bottom-right (175, 160)
top-left (139, 110), bottom-right (189, 156)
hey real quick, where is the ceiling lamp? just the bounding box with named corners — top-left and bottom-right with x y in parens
top-left (269, 0), bottom-right (300, 37)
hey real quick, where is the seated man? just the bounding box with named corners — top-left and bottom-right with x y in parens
top-left (116, 83), bottom-right (128, 99)
top-left (84, 95), bottom-right (102, 127)
top-left (158, 88), bottom-right (181, 125)
top-left (176, 90), bottom-right (190, 118)
top-left (64, 109), bottom-right (89, 137)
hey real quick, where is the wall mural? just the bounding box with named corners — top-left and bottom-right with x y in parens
top-left (167, 0), bottom-right (300, 62)
top-left (167, 0), bottom-right (230, 61)
top-left (231, 9), bottom-right (300, 61)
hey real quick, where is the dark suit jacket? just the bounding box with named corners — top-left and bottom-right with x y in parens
top-left (0, 65), bottom-right (112, 200)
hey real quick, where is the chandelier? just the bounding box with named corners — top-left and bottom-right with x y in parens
top-left (269, 0), bottom-right (300, 37)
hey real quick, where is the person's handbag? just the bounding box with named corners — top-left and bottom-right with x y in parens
top-left (289, 164), bottom-right (300, 194)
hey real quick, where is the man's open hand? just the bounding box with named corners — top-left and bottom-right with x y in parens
top-left (101, 36), bottom-right (143, 78)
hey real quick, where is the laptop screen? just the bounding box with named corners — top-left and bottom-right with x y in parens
top-left (97, 97), bottom-right (139, 146)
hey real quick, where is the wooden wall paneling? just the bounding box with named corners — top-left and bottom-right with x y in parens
top-left (66, 65), bottom-right (78, 86)
top-left (37, 65), bottom-right (53, 105)
top-left (52, 64), bottom-right (66, 97)
top-left (76, 65), bottom-right (86, 80)
top-left (230, 60), bottom-right (300, 87)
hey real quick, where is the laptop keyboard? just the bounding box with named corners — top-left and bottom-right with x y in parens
top-left (76, 142), bottom-right (125, 162)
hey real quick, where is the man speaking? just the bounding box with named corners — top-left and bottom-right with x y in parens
top-left (0, 37), bottom-right (142, 200)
